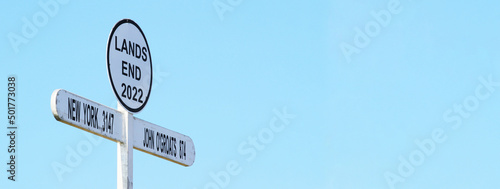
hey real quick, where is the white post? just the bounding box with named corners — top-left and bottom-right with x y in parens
top-left (117, 103), bottom-right (133, 189)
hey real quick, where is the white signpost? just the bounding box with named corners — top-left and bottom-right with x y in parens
top-left (51, 19), bottom-right (195, 189)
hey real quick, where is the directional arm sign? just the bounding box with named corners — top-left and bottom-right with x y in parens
top-left (51, 89), bottom-right (124, 142)
top-left (133, 118), bottom-right (195, 166)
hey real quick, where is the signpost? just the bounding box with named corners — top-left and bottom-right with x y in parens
top-left (51, 19), bottom-right (195, 189)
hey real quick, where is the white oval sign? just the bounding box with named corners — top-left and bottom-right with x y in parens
top-left (107, 19), bottom-right (152, 113)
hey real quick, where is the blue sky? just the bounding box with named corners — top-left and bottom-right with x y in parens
top-left (1, 0), bottom-right (500, 188)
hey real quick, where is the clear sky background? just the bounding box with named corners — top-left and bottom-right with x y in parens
top-left (1, 0), bottom-right (500, 189)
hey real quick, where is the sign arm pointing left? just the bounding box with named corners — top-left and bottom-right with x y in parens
top-left (51, 89), bottom-right (124, 142)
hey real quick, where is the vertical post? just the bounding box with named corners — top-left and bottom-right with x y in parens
top-left (117, 103), bottom-right (133, 189)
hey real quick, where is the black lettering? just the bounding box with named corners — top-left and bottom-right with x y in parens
top-left (156, 132), bottom-right (161, 151)
top-left (150, 129), bottom-right (155, 149)
top-left (143, 128), bottom-right (155, 149)
top-left (83, 104), bottom-right (88, 125)
top-left (161, 134), bottom-right (167, 153)
top-left (143, 128), bottom-right (147, 147)
top-left (122, 61), bottom-right (128, 76)
top-left (121, 39), bottom-right (128, 54)
top-left (164, 135), bottom-right (177, 157)
top-left (136, 66), bottom-right (141, 80)
top-left (121, 83), bottom-right (126, 97)
top-left (132, 87), bottom-right (138, 101)
top-left (114, 36), bottom-right (120, 51)
top-left (75, 100), bottom-right (80, 122)
top-left (117, 39), bottom-right (147, 61)
top-left (138, 89), bottom-right (144, 103)
top-left (68, 98), bottom-right (80, 122)
top-left (179, 140), bottom-right (186, 160)
top-left (68, 98), bottom-right (72, 120)
top-left (121, 62), bottom-right (141, 81)
top-left (102, 111), bottom-right (106, 132)
top-left (93, 107), bottom-right (99, 128)
top-left (142, 47), bottom-right (147, 61)
top-left (128, 62), bottom-right (134, 79)
top-left (84, 103), bottom-right (90, 126)
top-left (83, 103), bottom-right (99, 129)
top-left (162, 134), bottom-right (167, 153)
top-left (173, 137), bottom-right (177, 157)
top-left (102, 112), bottom-right (114, 134)
top-left (135, 44), bottom-right (141, 59)
top-left (128, 40), bottom-right (134, 57)
top-left (110, 113), bottom-right (114, 134)
top-left (127, 85), bottom-right (132, 99)
top-left (102, 111), bottom-right (114, 134)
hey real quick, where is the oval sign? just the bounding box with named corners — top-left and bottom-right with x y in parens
top-left (107, 19), bottom-right (152, 113)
